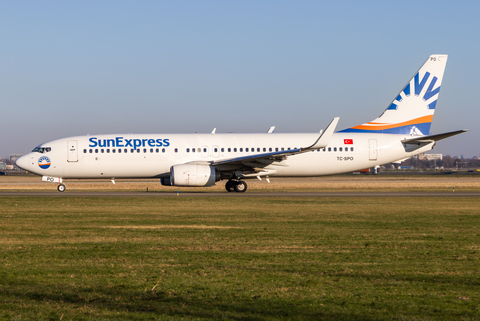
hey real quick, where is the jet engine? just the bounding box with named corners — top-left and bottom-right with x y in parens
top-left (169, 164), bottom-right (219, 187)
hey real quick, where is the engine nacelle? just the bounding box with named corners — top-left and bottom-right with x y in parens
top-left (170, 164), bottom-right (219, 187)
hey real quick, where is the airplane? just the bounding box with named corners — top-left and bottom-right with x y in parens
top-left (15, 54), bottom-right (467, 192)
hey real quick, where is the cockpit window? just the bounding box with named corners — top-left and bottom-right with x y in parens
top-left (32, 147), bottom-right (51, 153)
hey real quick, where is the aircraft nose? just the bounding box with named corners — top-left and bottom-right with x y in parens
top-left (15, 154), bottom-right (31, 171)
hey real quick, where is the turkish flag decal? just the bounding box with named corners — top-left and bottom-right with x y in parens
top-left (344, 139), bottom-right (353, 144)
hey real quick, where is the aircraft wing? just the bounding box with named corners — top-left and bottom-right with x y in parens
top-left (401, 129), bottom-right (468, 143)
top-left (211, 117), bottom-right (339, 167)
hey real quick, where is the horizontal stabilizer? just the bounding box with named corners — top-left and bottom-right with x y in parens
top-left (402, 129), bottom-right (468, 143)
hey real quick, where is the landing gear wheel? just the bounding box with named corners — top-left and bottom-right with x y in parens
top-left (225, 180), bottom-right (235, 192)
top-left (234, 181), bottom-right (247, 193)
top-left (57, 184), bottom-right (66, 192)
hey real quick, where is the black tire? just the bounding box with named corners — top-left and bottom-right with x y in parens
top-left (57, 184), bottom-right (66, 192)
top-left (225, 180), bottom-right (235, 192)
top-left (234, 181), bottom-right (247, 193)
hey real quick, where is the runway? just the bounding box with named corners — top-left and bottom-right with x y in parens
top-left (0, 191), bottom-right (479, 197)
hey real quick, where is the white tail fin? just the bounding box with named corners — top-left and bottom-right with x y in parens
top-left (340, 55), bottom-right (448, 135)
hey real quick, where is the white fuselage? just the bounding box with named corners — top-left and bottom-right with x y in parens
top-left (16, 132), bottom-right (432, 180)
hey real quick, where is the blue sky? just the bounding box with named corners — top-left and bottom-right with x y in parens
top-left (1, 1), bottom-right (478, 157)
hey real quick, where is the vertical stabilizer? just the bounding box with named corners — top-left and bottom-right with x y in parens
top-left (340, 55), bottom-right (448, 135)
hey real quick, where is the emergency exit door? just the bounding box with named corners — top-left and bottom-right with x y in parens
top-left (201, 145), bottom-right (209, 158)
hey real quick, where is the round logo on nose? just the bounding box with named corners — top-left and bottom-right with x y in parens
top-left (38, 156), bottom-right (51, 169)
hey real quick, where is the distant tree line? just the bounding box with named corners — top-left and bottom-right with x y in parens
top-left (399, 155), bottom-right (480, 169)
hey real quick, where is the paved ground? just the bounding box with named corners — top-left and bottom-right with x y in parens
top-left (1, 191), bottom-right (479, 197)
top-left (1, 175), bottom-right (479, 197)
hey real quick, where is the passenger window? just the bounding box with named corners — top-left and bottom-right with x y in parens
top-left (192, 148), bottom-right (195, 153)
top-left (240, 148), bottom-right (243, 152)
top-left (228, 148), bottom-right (231, 152)
top-left (112, 149), bottom-right (116, 153)
top-left (339, 147), bottom-right (342, 152)
top-left (131, 149), bottom-right (134, 153)
top-left (197, 148), bottom-right (201, 153)
top-left (137, 149), bottom-right (140, 153)
top-left (162, 148), bottom-right (165, 153)
top-left (281, 147), bottom-right (284, 151)
top-left (95, 149), bottom-right (98, 153)
top-left (150, 148), bottom-right (153, 153)
top-left (101, 149), bottom-right (104, 153)
top-left (221, 148), bottom-right (224, 152)
top-left (107, 149), bottom-right (110, 153)
top-left (334, 147), bottom-right (337, 152)
top-left (257, 148), bottom-right (260, 152)
top-left (263, 148), bottom-right (266, 152)
top-left (287, 147), bottom-right (291, 150)
top-left (234, 148), bottom-right (237, 152)
top-left (351, 147), bottom-right (354, 152)
top-left (83, 149), bottom-right (87, 153)
top-left (186, 148), bottom-right (190, 152)
top-left (328, 147), bottom-right (331, 152)
top-left (275, 148), bottom-right (278, 152)
top-left (175, 148), bottom-right (178, 153)
top-left (156, 148), bottom-right (159, 153)
top-left (124, 149), bottom-right (127, 153)
top-left (246, 148), bottom-right (249, 152)
top-left (118, 149), bottom-right (121, 153)
top-left (203, 148), bottom-right (207, 153)
top-left (89, 149), bottom-right (93, 153)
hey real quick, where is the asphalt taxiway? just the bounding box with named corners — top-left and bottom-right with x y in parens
top-left (0, 191), bottom-right (479, 197)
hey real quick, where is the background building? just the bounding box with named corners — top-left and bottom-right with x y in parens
top-left (418, 153), bottom-right (443, 161)
top-left (8, 154), bottom-right (23, 170)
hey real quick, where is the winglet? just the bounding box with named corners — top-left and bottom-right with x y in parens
top-left (212, 117), bottom-right (340, 167)
top-left (306, 117), bottom-right (339, 150)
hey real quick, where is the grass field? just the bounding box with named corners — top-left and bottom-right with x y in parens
top-left (1, 194), bottom-right (480, 320)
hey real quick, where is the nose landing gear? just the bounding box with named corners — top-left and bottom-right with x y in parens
top-left (57, 184), bottom-right (66, 192)
top-left (225, 180), bottom-right (247, 193)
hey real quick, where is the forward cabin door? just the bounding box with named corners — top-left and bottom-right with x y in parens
top-left (369, 139), bottom-right (377, 161)
top-left (67, 140), bottom-right (78, 162)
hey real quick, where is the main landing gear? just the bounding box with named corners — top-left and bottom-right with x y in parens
top-left (57, 184), bottom-right (66, 192)
top-left (225, 180), bottom-right (247, 193)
